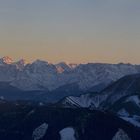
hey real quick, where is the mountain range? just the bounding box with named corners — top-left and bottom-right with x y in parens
top-left (1, 56), bottom-right (140, 93)
top-left (0, 56), bottom-right (140, 139)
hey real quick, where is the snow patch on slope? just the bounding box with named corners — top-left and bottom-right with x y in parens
top-left (117, 109), bottom-right (130, 117)
top-left (59, 127), bottom-right (76, 140)
top-left (121, 116), bottom-right (140, 127)
top-left (112, 129), bottom-right (131, 140)
top-left (126, 95), bottom-right (140, 107)
top-left (32, 123), bottom-right (48, 140)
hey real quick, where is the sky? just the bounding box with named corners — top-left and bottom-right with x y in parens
top-left (0, 0), bottom-right (140, 64)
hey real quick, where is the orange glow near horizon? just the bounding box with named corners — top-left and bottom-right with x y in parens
top-left (0, 0), bottom-right (140, 64)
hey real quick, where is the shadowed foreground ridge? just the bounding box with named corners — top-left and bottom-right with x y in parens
top-left (0, 100), bottom-right (139, 140)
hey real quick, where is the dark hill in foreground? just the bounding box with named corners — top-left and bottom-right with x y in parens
top-left (0, 100), bottom-right (139, 140)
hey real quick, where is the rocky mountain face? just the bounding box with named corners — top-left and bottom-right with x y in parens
top-left (0, 56), bottom-right (140, 93)
top-left (60, 74), bottom-right (140, 127)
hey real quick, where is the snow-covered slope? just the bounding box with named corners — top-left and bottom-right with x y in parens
top-left (60, 74), bottom-right (140, 109)
top-left (10, 62), bottom-right (140, 91)
top-left (111, 95), bottom-right (140, 127)
top-left (74, 63), bottom-right (140, 91)
top-left (60, 93), bottom-right (107, 108)
top-left (0, 64), bottom-right (18, 81)
top-left (60, 74), bottom-right (140, 127)
top-left (11, 60), bottom-right (59, 91)
top-left (102, 74), bottom-right (140, 105)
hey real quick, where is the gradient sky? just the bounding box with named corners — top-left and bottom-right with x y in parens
top-left (0, 0), bottom-right (140, 64)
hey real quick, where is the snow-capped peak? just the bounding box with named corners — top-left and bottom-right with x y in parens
top-left (55, 62), bottom-right (71, 73)
top-left (56, 62), bottom-right (69, 67)
top-left (14, 59), bottom-right (27, 70)
top-left (0, 56), bottom-right (13, 65)
top-left (32, 59), bottom-right (49, 66)
top-left (17, 59), bottom-right (27, 65)
top-left (69, 63), bottom-right (79, 69)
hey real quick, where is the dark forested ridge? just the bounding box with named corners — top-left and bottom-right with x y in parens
top-left (0, 100), bottom-right (139, 140)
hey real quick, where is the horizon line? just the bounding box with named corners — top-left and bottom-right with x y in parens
top-left (0, 56), bottom-right (140, 65)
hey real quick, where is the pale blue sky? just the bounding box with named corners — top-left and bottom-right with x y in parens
top-left (0, 0), bottom-right (140, 63)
